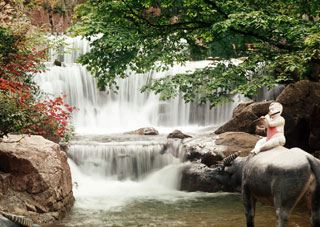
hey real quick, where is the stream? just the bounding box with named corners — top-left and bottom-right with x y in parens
top-left (37, 37), bottom-right (309, 227)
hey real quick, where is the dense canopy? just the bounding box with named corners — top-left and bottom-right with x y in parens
top-left (73, 0), bottom-right (320, 105)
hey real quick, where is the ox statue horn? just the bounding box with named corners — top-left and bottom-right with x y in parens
top-left (223, 151), bottom-right (241, 166)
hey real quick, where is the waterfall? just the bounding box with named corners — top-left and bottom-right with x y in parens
top-left (68, 140), bottom-right (176, 180)
top-left (68, 136), bottom-right (190, 211)
top-left (33, 37), bottom-right (249, 224)
top-left (35, 36), bottom-right (242, 213)
top-left (34, 36), bottom-right (242, 134)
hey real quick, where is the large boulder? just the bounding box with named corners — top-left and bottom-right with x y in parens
top-left (179, 132), bottom-right (259, 192)
top-left (180, 135), bottom-right (223, 167)
top-left (215, 80), bottom-right (320, 153)
top-left (0, 135), bottom-right (74, 224)
top-left (276, 80), bottom-right (320, 152)
top-left (215, 101), bottom-right (272, 134)
top-left (181, 132), bottom-right (259, 166)
top-left (180, 163), bottom-right (231, 192)
top-left (214, 132), bottom-right (260, 156)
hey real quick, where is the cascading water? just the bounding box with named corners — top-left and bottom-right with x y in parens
top-left (41, 37), bottom-right (310, 227)
top-left (67, 135), bottom-right (189, 212)
top-left (35, 36), bottom-right (242, 134)
top-left (38, 36), bottom-right (246, 226)
top-left (69, 140), bottom-right (174, 180)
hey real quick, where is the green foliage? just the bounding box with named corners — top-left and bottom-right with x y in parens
top-left (72, 0), bottom-right (320, 105)
top-left (0, 1), bottom-right (75, 142)
top-left (0, 93), bottom-right (27, 138)
top-left (0, 28), bottom-right (16, 63)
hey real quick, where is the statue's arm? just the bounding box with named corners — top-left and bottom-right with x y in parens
top-left (265, 115), bottom-right (284, 127)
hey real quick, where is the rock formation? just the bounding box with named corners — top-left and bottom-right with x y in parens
top-left (179, 132), bottom-right (259, 192)
top-left (180, 163), bottom-right (227, 192)
top-left (167, 130), bottom-right (192, 139)
top-left (215, 80), bottom-right (320, 153)
top-left (276, 80), bottom-right (320, 152)
top-left (215, 101), bottom-right (272, 135)
top-left (125, 127), bottom-right (159, 135)
top-left (181, 132), bottom-right (259, 165)
top-left (0, 135), bottom-right (74, 224)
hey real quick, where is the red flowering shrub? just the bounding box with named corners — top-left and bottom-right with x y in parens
top-left (26, 96), bottom-right (75, 143)
top-left (0, 27), bottom-right (75, 142)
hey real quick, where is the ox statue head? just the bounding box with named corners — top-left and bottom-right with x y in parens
top-left (212, 152), bottom-right (247, 192)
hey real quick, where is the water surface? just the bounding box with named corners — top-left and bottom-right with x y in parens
top-left (49, 193), bottom-right (309, 227)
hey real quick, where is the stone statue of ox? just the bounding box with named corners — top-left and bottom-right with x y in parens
top-left (214, 146), bottom-right (320, 227)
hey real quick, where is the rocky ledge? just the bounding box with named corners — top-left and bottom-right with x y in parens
top-left (167, 130), bottom-right (192, 139)
top-left (0, 135), bottom-right (74, 224)
top-left (181, 132), bottom-right (259, 166)
top-left (125, 127), bottom-right (159, 135)
top-left (179, 132), bottom-right (259, 192)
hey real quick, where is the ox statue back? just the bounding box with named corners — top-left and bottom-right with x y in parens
top-left (215, 147), bottom-right (320, 227)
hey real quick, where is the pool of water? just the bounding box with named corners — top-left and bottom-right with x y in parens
top-left (48, 136), bottom-right (310, 227)
top-left (48, 193), bottom-right (309, 227)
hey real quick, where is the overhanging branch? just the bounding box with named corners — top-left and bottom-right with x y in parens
top-left (203, 0), bottom-right (299, 51)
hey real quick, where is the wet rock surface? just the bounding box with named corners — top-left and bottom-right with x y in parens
top-left (180, 163), bottom-right (226, 192)
top-left (0, 135), bottom-right (74, 224)
top-left (181, 132), bottom-right (259, 165)
top-left (167, 130), bottom-right (192, 139)
top-left (179, 132), bottom-right (258, 192)
top-left (125, 127), bottom-right (159, 135)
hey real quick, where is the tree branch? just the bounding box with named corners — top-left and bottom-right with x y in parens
top-left (203, 0), bottom-right (299, 51)
top-left (121, 1), bottom-right (211, 32)
top-left (203, 0), bottom-right (228, 17)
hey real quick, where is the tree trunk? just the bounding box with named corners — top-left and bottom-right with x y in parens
top-left (48, 10), bottom-right (55, 34)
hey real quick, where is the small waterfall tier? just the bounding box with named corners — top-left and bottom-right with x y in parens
top-left (68, 135), bottom-right (180, 180)
top-left (34, 36), bottom-right (243, 134)
top-left (67, 135), bottom-right (189, 213)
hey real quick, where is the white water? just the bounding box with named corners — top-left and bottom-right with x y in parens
top-left (35, 36), bottom-right (243, 134)
top-left (68, 141), bottom-right (173, 179)
top-left (68, 138), bottom-right (212, 212)
top-left (37, 37), bottom-right (309, 227)
top-left (37, 36), bottom-right (240, 223)
top-left (69, 159), bottom-right (192, 210)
